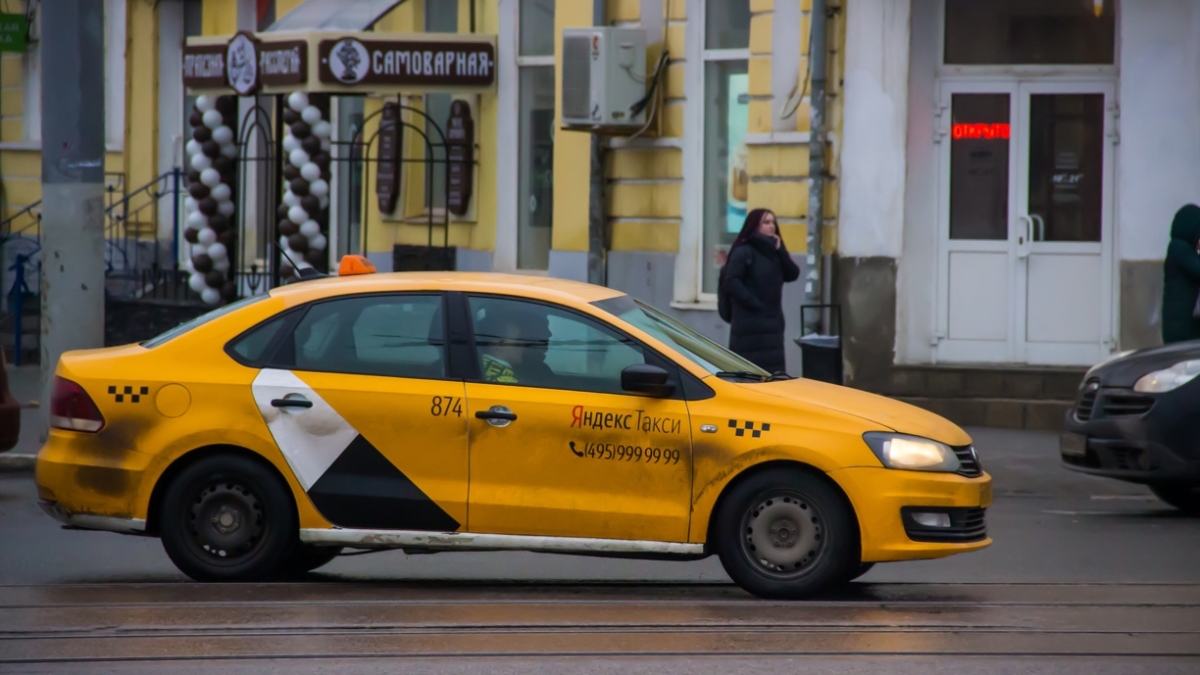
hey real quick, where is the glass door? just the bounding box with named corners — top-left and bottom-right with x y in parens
top-left (1015, 82), bottom-right (1114, 366)
top-left (934, 80), bottom-right (1115, 365)
top-left (934, 83), bottom-right (1020, 363)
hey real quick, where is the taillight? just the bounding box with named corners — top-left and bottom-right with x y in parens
top-left (50, 377), bottom-right (105, 432)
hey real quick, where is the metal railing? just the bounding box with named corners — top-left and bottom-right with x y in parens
top-left (1, 169), bottom-right (187, 365)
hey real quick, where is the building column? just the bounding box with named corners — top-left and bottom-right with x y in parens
top-left (834, 0), bottom-right (911, 387)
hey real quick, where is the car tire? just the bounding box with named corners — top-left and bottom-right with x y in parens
top-left (714, 468), bottom-right (858, 600)
top-left (160, 454), bottom-right (298, 582)
top-left (281, 544), bottom-right (344, 575)
top-left (1149, 484), bottom-right (1200, 515)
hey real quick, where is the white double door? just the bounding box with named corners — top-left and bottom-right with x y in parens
top-left (934, 80), bottom-right (1116, 367)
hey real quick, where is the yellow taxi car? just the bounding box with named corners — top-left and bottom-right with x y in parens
top-left (36, 257), bottom-right (991, 599)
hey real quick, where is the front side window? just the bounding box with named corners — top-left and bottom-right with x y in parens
top-left (468, 296), bottom-right (646, 395)
top-left (700, 0), bottom-right (750, 295)
top-left (276, 294), bottom-right (446, 379)
top-left (593, 295), bottom-right (767, 377)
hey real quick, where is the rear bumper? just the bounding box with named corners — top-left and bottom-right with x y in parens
top-left (34, 429), bottom-right (153, 525)
top-left (830, 466), bottom-right (993, 563)
top-left (38, 499), bottom-right (147, 533)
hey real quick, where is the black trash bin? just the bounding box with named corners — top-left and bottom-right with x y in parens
top-left (795, 304), bottom-right (843, 385)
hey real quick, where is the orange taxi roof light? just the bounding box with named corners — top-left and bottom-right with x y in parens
top-left (338, 255), bottom-right (377, 276)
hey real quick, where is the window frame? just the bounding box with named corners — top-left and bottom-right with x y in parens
top-left (227, 292), bottom-right (456, 382)
top-left (455, 292), bottom-right (692, 400)
top-left (514, 0), bottom-right (555, 272)
top-left (678, 0), bottom-right (752, 306)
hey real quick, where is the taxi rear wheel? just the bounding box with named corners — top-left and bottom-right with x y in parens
top-left (714, 469), bottom-right (857, 600)
top-left (159, 454), bottom-right (297, 582)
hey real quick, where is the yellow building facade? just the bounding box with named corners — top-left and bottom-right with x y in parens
top-left (1, 0), bottom-right (838, 373)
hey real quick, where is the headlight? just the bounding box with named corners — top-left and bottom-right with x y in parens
top-left (862, 433), bottom-right (962, 472)
top-left (1133, 359), bottom-right (1200, 393)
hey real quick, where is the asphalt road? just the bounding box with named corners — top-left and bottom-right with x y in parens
top-left (1, 427), bottom-right (1198, 673)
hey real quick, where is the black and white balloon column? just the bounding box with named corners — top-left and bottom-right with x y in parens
top-left (183, 95), bottom-right (239, 306)
top-left (277, 91), bottom-right (332, 280)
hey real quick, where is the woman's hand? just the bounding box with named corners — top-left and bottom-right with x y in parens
top-left (770, 234), bottom-right (781, 250)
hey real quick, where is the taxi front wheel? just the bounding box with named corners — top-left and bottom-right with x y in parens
top-left (714, 469), bottom-right (857, 600)
top-left (159, 454), bottom-right (298, 582)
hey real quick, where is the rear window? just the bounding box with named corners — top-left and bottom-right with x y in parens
top-left (141, 294), bottom-right (269, 349)
top-left (229, 314), bottom-right (288, 363)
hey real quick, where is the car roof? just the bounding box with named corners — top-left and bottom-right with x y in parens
top-left (268, 271), bottom-right (626, 307)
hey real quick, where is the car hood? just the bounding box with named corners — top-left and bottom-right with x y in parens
top-left (1089, 340), bottom-right (1200, 388)
top-left (733, 377), bottom-right (973, 447)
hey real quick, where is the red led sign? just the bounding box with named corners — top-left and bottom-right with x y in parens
top-left (952, 122), bottom-right (1010, 140)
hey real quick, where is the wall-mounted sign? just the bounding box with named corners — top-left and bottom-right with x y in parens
top-left (226, 32), bottom-right (261, 96)
top-left (184, 36), bottom-right (307, 93)
top-left (318, 38), bottom-right (496, 89)
top-left (375, 102), bottom-right (401, 214)
top-left (445, 99), bottom-right (474, 216)
top-left (0, 13), bottom-right (28, 53)
top-left (186, 32), bottom-right (497, 95)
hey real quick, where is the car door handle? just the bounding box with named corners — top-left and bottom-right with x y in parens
top-left (271, 398), bottom-right (313, 409)
top-left (475, 409), bottom-right (517, 421)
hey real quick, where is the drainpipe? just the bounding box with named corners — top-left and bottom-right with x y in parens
top-left (587, 0), bottom-right (607, 286)
top-left (809, 0), bottom-right (831, 332)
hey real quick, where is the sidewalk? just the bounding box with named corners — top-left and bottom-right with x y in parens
top-left (1, 364), bottom-right (42, 472)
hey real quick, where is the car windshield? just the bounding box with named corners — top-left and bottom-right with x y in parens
top-left (591, 295), bottom-right (771, 380)
top-left (141, 294), bottom-right (269, 348)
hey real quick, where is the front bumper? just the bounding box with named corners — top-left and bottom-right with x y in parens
top-left (1060, 386), bottom-right (1200, 485)
top-left (830, 466), bottom-right (993, 563)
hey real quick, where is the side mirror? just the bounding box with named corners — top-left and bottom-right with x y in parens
top-left (621, 364), bottom-right (675, 398)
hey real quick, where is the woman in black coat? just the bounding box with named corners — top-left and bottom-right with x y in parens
top-left (719, 208), bottom-right (801, 374)
top-left (1161, 204), bottom-right (1200, 344)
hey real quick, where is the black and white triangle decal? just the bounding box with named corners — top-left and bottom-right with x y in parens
top-left (252, 368), bottom-right (460, 531)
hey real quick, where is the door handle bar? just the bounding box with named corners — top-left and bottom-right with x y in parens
top-left (1030, 214), bottom-right (1045, 242)
top-left (271, 398), bottom-right (313, 409)
top-left (475, 410), bottom-right (518, 421)
top-left (1016, 215), bottom-right (1033, 259)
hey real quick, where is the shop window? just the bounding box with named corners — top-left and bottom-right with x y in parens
top-left (517, 0), bottom-right (555, 270)
top-left (423, 0), bottom-right (458, 212)
top-left (944, 0), bottom-right (1116, 65)
top-left (699, 1), bottom-right (750, 295)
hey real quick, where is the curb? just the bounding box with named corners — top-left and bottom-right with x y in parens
top-left (0, 453), bottom-right (36, 473)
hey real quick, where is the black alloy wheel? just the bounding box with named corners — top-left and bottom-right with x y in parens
top-left (715, 468), bottom-right (858, 599)
top-left (160, 454), bottom-right (298, 582)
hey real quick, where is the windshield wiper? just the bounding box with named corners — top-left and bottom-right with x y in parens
top-left (716, 370), bottom-right (794, 382)
top-left (716, 371), bottom-right (769, 382)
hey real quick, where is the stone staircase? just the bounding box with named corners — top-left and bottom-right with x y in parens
top-left (868, 365), bottom-right (1087, 432)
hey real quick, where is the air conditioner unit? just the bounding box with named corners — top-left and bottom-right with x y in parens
top-left (561, 27), bottom-right (647, 130)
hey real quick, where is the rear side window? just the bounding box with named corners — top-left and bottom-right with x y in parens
top-left (229, 315), bottom-right (288, 363)
top-left (142, 294), bottom-right (269, 348)
top-left (277, 294), bottom-right (447, 380)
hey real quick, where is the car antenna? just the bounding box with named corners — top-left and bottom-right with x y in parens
top-left (272, 241), bottom-right (329, 283)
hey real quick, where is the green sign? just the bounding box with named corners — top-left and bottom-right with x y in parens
top-left (0, 14), bottom-right (27, 53)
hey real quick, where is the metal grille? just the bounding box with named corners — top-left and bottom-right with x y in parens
top-left (1100, 394), bottom-right (1155, 418)
top-left (1074, 380), bottom-right (1100, 421)
top-left (953, 446), bottom-right (983, 477)
top-left (561, 35), bottom-right (593, 121)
